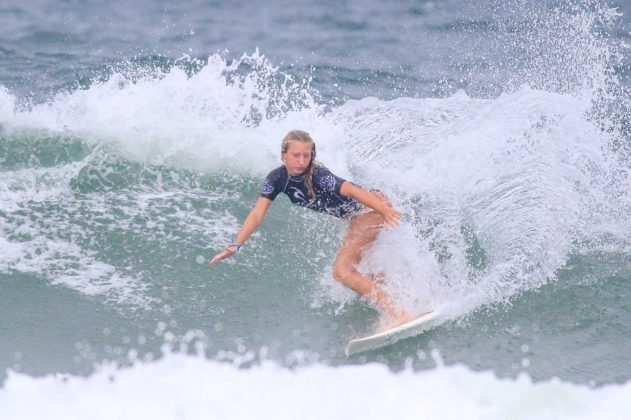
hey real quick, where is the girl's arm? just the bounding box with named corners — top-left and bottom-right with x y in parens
top-left (210, 197), bottom-right (273, 265)
top-left (340, 182), bottom-right (402, 227)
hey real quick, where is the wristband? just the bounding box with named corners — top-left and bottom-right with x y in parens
top-left (228, 243), bottom-right (241, 253)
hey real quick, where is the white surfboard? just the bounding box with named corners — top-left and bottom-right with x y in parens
top-left (345, 311), bottom-right (439, 356)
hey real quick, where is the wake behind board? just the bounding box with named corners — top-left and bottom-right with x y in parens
top-left (345, 311), bottom-right (439, 356)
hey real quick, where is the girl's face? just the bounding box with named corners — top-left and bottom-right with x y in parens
top-left (282, 141), bottom-right (313, 176)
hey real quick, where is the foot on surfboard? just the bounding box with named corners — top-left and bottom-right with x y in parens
top-left (377, 309), bottom-right (431, 333)
top-left (346, 310), bottom-right (439, 356)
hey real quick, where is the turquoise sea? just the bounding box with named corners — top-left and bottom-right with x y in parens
top-left (1, 1), bottom-right (631, 418)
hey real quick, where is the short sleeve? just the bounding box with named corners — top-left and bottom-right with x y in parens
top-left (260, 169), bottom-right (282, 200)
top-left (314, 166), bottom-right (346, 195)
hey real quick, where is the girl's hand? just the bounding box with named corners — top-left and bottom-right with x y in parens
top-left (339, 183), bottom-right (403, 228)
top-left (210, 245), bottom-right (239, 266)
top-left (380, 207), bottom-right (402, 228)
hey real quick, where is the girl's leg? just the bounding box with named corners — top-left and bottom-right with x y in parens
top-left (332, 209), bottom-right (412, 328)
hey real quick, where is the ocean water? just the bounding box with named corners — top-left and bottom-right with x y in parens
top-left (1, 0), bottom-right (631, 418)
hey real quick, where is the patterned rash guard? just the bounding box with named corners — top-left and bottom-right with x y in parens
top-left (259, 164), bottom-right (364, 219)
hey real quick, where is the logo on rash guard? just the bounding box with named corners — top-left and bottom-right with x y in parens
top-left (261, 179), bottom-right (274, 195)
top-left (319, 175), bottom-right (337, 192)
top-left (289, 187), bottom-right (307, 203)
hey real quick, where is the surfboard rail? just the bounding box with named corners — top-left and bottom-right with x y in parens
top-left (345, 311), bottom-right (439, 356)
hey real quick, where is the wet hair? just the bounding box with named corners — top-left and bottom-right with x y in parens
top-left (281, 130), bottom-right (318, 203)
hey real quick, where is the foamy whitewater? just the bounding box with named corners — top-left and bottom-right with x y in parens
top-left (1, 352), bottom-right (630, 420)
top-left (1, 0), bottom-right (631, 418)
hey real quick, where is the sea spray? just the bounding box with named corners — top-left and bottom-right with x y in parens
top-left (0, 1), bottom-right (630, 384)
top-left (1, 351), bottom-right (630, 420)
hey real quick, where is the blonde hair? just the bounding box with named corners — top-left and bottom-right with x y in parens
top-left (281, 130), bottom-right (318, 203)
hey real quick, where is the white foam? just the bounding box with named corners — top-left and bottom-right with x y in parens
top-left (327, 85), bottom-right (630, 319)
top-left (0, 230), bottom-right (148, 305)
top-left (0, 37), bottom-right (628, 318)
top-left (0, 161), bottom-right (150, 305)
top-left (0, 353), bottom-right (629, 420)
top-left (0, 52), bottom-right (340, 177)
top-left (0, 163), bottom-right (82, 211)
top-left (0, 85), bottom-right (15, 120)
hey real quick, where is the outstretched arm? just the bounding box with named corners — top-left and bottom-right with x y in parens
top-left (340, 182), bottom-right (402, 227)
top-left (210, 197), bottom-right (273, 265)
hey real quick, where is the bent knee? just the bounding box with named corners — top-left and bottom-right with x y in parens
top-left (332, 264), bottom-right (349, 283)
top-left (332, 264), bottom-right (375, 296)
top-left (332, 262), bottom-right (357, 285)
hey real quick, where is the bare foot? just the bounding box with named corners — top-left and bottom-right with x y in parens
top-left (377, 309), bottom-right (414, 332)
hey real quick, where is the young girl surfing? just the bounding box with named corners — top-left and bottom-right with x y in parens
top-left (210, 130), bottom-right (413, 330)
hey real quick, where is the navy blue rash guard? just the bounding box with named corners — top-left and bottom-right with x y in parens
top-left (260, 165), bottom-right (364, 219)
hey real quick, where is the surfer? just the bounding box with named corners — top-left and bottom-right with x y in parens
top-left (210, 130), bottom-right (413, 329)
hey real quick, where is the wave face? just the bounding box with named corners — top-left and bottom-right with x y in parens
top-left (1, 0), bottom-right (631, 401)
top-left (1, 54), bottom-right (628, 317)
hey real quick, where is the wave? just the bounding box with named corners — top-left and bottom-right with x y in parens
top-left (329, 87), bottom-right (631, 319)
top-left (0, 352), bottom-right (629, 420)
top-left (0, 3), bottom-right (629, 322)
top-left (2, 80), bottom-right (629, 322)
